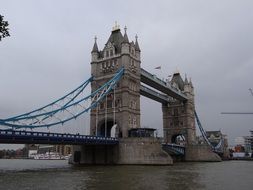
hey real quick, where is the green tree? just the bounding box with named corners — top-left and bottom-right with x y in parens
top-left (0, 15), bottom-right (10, 41)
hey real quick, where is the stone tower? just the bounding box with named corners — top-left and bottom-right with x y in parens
top-left (162, 72), bottom-right (196, 145)
top-left (90, 24), bottom-right (141, 138)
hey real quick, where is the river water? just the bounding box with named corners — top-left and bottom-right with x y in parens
top-left (0, 159), bottom-right (252, 190)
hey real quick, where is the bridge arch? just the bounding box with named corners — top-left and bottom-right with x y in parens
top-left (171, 134), bottom-right (186, 146)
top-left (97, 118), bottom-right (120, 137)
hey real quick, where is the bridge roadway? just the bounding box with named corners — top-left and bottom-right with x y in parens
top-left (0, 130), bottom-right (118, 145)
top-left (162, 143), bottom-right (185, 156)
top-left (140, 68), bottom-right (188, 102)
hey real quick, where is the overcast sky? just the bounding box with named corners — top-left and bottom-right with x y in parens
top-left (1, 0), bottom-right (253, 149)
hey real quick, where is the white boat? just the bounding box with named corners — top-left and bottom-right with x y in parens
top-left (33, 152), bottom-right (65, 160)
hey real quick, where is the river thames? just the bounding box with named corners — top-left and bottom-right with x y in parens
top-left (0, 159), bottom-right (252, 190)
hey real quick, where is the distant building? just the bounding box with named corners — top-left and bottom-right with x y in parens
top-left (55, 145), bottom-right (72, 156)
top-left (234, 136), bottom-right (252, 154)
top-left (25, 144), bottom-right (72, 158)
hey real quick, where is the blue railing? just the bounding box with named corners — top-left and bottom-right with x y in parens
top-left (162, 143), bottom-right (185, 156)
top-left (0, 130), bottom-right (118, 145)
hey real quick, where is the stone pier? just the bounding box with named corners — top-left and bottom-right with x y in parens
top-left (70, 137), bottom-right (173, 165)
top-left (185, 144), bottom-right (221, 162)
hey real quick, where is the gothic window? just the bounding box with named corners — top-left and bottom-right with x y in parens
top-left (174, 120), bottom-right (179, 126)
top-left (100, 103), bottom-right (104, 110)
top-left (107, 100), bottom-right (113, 108)
top-left (115, 99), bottom-right (121, 107)
top-left (174, 108), bottom-right (178, 116)
top-left (129, 115), bottom-right (132, 124)
top-left (106, 50), bottom-right (109, 58)
top-left (110, 50), bottom-right (113, 56)
top-left (133, 116), bottom-right (137, 127)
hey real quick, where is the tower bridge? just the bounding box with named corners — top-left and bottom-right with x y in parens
top-left (0, 25), bottom-right (223, 164)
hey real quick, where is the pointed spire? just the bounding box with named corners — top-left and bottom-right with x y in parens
top-left (135, 34), bottom-right (140, 52)
top-left (91, 36), bottom-right (99, 53)
top-left (184, 74), bottom-right (189, 84)
top-left (122, 26), bottom-right (129, 43)
top-left (189, 77), bottom-right (193, 87)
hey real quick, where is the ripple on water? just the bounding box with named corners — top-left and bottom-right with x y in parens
top-left (0, 159), bottom-right (253, 190)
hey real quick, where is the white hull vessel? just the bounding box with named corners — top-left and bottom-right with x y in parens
top-left (33, 152), bottom-right (65, 160)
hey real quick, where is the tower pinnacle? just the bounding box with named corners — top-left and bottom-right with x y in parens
top-left (123, 26), bottom-right (129, 43)
top-left (135, 34), bottom-right (140, 52)
top-left (91, 35), bottom-right (99, 53)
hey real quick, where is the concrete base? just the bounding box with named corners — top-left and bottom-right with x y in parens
top-left (185, 144), bottom-right (222, 162)
top-left (117, 138), bottom-right (173, 165)
top-left (70, 137), bottom-right (173, 165)
top-left (70, 144), bottom-right (117, 165)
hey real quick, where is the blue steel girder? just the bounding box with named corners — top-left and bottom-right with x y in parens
top-left (162, 143), bottom-right (185, 156)
top-left (0, 130), bottom-right (118, 145)
top-left (140, 68), bottom-right (188, 102)
top-left (0, 68), bottom-right (124, 129)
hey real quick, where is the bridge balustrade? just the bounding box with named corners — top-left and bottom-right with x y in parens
top-left (0, 130), bottom-right (118, 145)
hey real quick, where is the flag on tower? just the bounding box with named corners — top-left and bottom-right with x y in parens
top-left (154, 66), bottom-right (161, 69)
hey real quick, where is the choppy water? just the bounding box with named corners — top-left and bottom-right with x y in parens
top-left (0, 159), bottom-right (252, 190)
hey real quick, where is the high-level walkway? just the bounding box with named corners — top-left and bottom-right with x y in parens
top-left (140, 68), bottom-right (188, 102)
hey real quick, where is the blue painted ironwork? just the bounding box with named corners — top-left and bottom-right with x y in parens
top-left (0, 129), bottom-right (118, 145)
top-left (4, 76), bottom-right (93, 121)
top-left (0, 68), bottom-right (124, 129)
top-left (194, 110), bottom-right (224, 152)
top-left (162, 143), bottom-right (185, 156)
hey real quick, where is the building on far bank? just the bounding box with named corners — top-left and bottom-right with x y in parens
top-left (55, 145), bottom-right (72, 156)
top-left (233, 134), bottom-right (253, 158)
top-left (234, 136), bottom-right (252, 154)
top-left (25, 144), bottom-right (72, 158)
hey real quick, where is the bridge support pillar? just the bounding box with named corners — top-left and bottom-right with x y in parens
top-left (116, 138), bottom-right (173, 165)
top-left (184, 144), bottom-right (221, 162)
top-left (70, 137), bottom-right (173, 165)
top-left (70, 145), bottom-right (117, 165)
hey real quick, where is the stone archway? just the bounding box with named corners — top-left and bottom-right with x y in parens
top-left (171, 134), bottom-right (186, 146)
top-left (97, 119), bottom-right (118, 137)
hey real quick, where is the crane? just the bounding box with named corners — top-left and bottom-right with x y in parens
top-left (221, 89), bottom-right (253, 115)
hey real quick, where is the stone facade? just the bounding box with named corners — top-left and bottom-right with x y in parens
top-left (90, 26), bottom-right (141, 138)
top-left (162, 72), bottom-right (196, 145)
